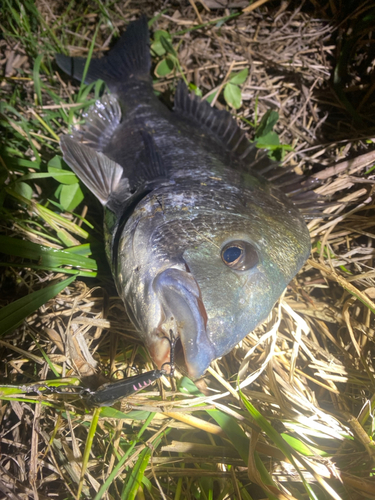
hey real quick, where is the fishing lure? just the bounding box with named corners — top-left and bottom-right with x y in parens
top-left (43, 369), bottom-right (165, 407)
top-left (6, 335), bottom-right (177, 407)
top-left (83, 369), bottom-right (165, 407)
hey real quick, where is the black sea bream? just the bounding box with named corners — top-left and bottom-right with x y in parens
top-left (57, 17), bottom-right (311, 379)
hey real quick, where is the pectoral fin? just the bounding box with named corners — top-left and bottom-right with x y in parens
top-left (60, 136), bottom-right (131, 205)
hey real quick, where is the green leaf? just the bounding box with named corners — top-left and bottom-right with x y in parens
top-left (255, 110), bottom-right (279, 139)
top-left (154, 57), bottom-right (175, 77)
top-left (255, 131), bottom-right (280, 148)
top-left (59, 183), bottom-right (84, 211)
top-left (205, 90), bottom-right (218, 104)
top-left (48, 156), bottom-right (78, 184)
top-left (151, 30), bottom-right (171, 56)
top-left (0, 276), bottom-right (76, 337)
top-left (154, 30), bottom-right (172, 42)
top-left (159, 34), bottom-right (177, 57)
top-left (229, 68), bottom-right (248, 85)
top-left (188, 82), bottom-right (202, 97)
top-left (14, 181), bottom-right (33, 200)
top-left (47, 155), bottom-right (65, 169)
top-left (224, 82), bottom-right (242, 109)
top-left (47, 167), bottom-right (78, 185)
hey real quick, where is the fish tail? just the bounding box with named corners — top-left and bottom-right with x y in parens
top-left (55, 16), bottom-right (151, 92)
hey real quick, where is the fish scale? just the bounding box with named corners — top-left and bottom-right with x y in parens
top-left (57, 16), bottom-right (312, 379)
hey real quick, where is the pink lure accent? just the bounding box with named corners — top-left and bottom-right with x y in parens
top-left (133, 378), bottom-right (153, 393)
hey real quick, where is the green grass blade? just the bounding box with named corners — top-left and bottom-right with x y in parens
top-left (33, 54), bottom-right (43, 105)
top-left (0, 275), bottom-right (76, 336)
top-left (238, 389), bottom-right (319, 500)
top-left (28, 332), bottom-right (60, 377)
top-left (121, 446), bottom-right (152, 500)
top-left (0, 236), bottom-right (97, 270)
top-left (77, 406), bottom-right (102, 500)
top-left (93, 412), bottom-right (156, 500)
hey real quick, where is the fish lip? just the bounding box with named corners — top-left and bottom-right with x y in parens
top-left (152, 267), bottom-right (215, 379)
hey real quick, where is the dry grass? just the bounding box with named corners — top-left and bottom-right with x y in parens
top-left (0, 1), bottom-right (375, 499)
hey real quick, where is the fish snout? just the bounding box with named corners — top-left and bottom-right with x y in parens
top-left (152, 268), bottom-right (215, 379)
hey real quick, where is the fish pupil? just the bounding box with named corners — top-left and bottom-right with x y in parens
top-left (223, 246), bottom-right (242, 264)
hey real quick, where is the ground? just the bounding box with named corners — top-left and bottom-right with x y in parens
top-left (0, 1), bottom-right (375, 499)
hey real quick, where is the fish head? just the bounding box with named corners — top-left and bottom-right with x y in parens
top-left (115, 177), bottom-right (311, 380)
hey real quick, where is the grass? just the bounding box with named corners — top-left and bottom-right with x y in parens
top-left (1, 1), bottom-right (375, 499)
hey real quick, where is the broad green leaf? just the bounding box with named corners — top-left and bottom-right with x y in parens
top-left (48, 155), bottom-right (65, 169)
top-left (151, 30), bottom-right (171, 56)
top-left (255, 110), bottom-right (279, 139)
top-left (47, 167), bottom-right (78, 185)
top-left (159, 34), bottom-right (177, 57)
top-left (224, 82), bottom-right (242, 109)
top-left (154, 29), bottom-right (172, 42)
top-left (255, 131), bottom-right (280, 148)
top-left (229, 68), bottom-right (248, 85)
top-left (154, 57), bottom-right (175, 77)
top-left (14, 181), bottom-right (33, 200)
top-left (205, 90), bottom-right (218, 104)
top-left (48, 156), bottom-right (79, 184)
top-left (59, 183), bottom-right (84, 211)
top-left (0, 275), bottom-right (76, 336)
top-left (188, 82), bottom-right (202, 97)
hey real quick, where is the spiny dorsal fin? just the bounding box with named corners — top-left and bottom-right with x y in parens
top-left (60, 135), bottom-right (130, 205)
top-left (174, 81), bottom-right (257, 161)
top-left (55, 16), bottom-right (151, 92)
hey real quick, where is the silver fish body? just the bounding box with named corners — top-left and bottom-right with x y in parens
top-left (57, 17), bottom-right (311, 379)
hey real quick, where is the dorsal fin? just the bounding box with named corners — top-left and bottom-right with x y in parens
top-left (174, 81), bottom-right (257, 161)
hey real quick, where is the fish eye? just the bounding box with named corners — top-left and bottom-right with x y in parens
top-left (221, 240), bottom-right (259, 271)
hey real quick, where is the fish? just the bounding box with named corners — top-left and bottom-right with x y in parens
top-left (56, 16), bottom-right (312, 380)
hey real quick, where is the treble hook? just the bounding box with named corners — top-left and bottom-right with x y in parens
top-left (161, 329), bottom-right (177, 378)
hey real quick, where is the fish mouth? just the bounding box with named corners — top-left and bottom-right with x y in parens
top-left (152, 268), bottom-right (215, 379)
